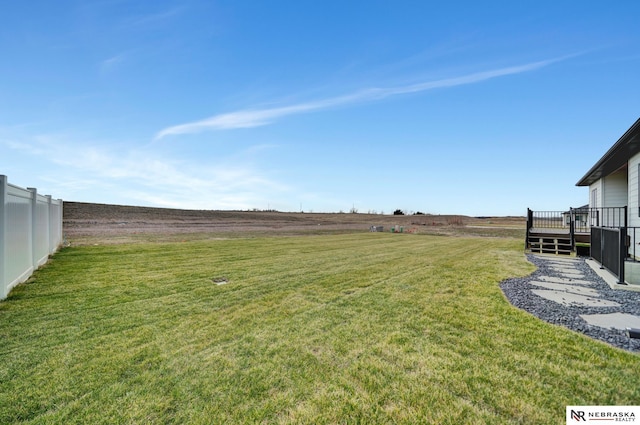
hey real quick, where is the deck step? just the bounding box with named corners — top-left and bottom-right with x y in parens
top-left (527, 234), bottom-right (573, 255)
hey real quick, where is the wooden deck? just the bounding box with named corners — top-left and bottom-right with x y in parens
top-left (527, 228), bottom-right (590, 256)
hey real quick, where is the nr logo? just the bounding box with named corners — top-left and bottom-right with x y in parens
top-left (571, 410), bottom-right (586, 421)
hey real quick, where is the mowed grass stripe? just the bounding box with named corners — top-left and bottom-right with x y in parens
top-left (1, 233), bottom-right (639, 424)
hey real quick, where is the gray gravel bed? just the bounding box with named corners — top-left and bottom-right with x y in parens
top-left (500, 254), bottom-right (640, 352)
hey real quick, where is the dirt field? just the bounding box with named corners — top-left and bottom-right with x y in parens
top-left (63, 201), bottom-right (526, 244)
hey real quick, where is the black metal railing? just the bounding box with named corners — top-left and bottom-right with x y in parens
top-left (526, 207), bottom-right (627, 232)
top-left (626, 227), bottom-right (640, 262)
top-left (591, 226), bottom-right (625, 280)
top-left (525, 206), bottom-right (637, 283)
top-left (526, 209), bottom-right (566, 230)
top-left (526, 208), bottom-right (575, 252)
top-left (526, 207), bottom-right (628, 261)
top-left (589, 224), bottom-right (640, 285)
top-left (591, 224), bottom-right (602, 261)
top-left (590, 207), bottom-right (628, 228)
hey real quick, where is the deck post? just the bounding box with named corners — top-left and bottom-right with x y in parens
top-left (525, 208), bottom-right (532, 250)
top-left (600, 227), bottom-right (605, 269)
top-left (618, 227), bottom-right (627, 284)
top-left (569, 207), bottom-right (575, 252)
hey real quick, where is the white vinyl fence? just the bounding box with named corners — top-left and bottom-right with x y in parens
top-left (1, 175), bottom-right (63, 300)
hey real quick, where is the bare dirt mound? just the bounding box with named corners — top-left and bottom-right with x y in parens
top-left (63, 201), bottom-right (525, 244)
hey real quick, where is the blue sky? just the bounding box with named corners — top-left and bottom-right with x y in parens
top-left (2, 1), bottom-right (640, 216)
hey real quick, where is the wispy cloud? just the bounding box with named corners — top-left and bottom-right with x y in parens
top-left (100, 52), bottom-right (127, 73)
top-left (155, 56), bottom-right (571, 140)
top-left (122, 6), bottom-right (184, 29)
top-left (2, 134), bottom-right (288, 210)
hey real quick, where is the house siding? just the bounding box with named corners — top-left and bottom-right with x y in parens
top-left (576, 118), bottom-right (640, 281)
top-left (603, 168), bottom-right (628, 208)
top-left (587, 169), bottom-right (627, 227)
top-left (590, 181), bottom-right (602, 209)
top-left (629, 153), bottom-right (640, 228)
top-left (627, 154), bottom-right (640, 261)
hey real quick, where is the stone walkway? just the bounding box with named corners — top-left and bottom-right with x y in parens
top-left (501, 255), bottom-right (640, 351)
top-left (530, 256), bottom-right (640, 330)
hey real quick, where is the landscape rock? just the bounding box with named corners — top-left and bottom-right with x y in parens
top-left (501, 254), bottom-right (640, 352)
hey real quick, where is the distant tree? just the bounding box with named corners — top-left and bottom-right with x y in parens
top-left (414, 211), bottom-right (425, 215)
top-left (393, 209), bottom-right (404, 215)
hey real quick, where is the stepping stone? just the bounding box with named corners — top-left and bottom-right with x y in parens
top-left (539, 259), bottom-right (579, 266)
top-left (546, 264), bottom-right (577, 269)
top-left (557, 271), bottom-right (586, 279)
top-left (529, 281), bottom-right (601, 297)
top-left (538, 276), bottom-right (594, 286)
top-left (546, 259), bottom-right (580, 265)
top-left (533, 255), bottom-right (576, 263)
top-left (547, 264), bottom-right (579, 269)
top-left (580, 313), bottom-right (640, 330)
top-left (550, 265), bottom-right (582, 273)
top-left (531, 290), bottom-right (620, 307)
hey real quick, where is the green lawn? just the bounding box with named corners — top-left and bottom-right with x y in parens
top-left (1, 233), bottom-right (639, 424)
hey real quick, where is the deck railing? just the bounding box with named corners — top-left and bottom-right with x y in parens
top-left (526, 207), bottom-right (628, 258)
top-left (627, 227), bottom-right (640, 262)
top-left (526, 207), bottom-right (627, 233)
top-left (590, 226), bottom-right (640, 285)
top-left (590, 207), bottom-right (628, 228)
top-left (526, 209), bottom-right (566, 230)
top-left (527, 207), bottom-right (640, 283)
top-left (591, 226), bottom-right (626, 282)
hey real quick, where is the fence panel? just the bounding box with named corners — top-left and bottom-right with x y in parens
top-left (33, 192), bottom-right (51, 268)
top-left (591, 226), bottom-right (625, 280)
top-left (591, 227), bottom-right (602, 264)
top-left (601, 228), bottom-right (621, 278)
top-left (5, 183), bottom-right (34, 296)
top-left (1, 175), bottom-right (63, 300)
top-left (49, 198), bottom-right (63, 252)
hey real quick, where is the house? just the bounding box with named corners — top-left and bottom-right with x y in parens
top-left (576, 117), bottom-right (640, 284)
top-left (576, 118), bottom-right (640, 226)
top-left (562, 204), bottom-right (589, 230)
